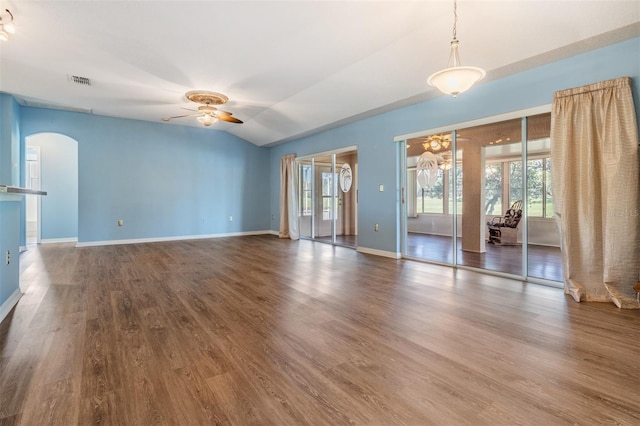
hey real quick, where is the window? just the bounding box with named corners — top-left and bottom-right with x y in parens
top-left (447, 165), bottom-right (462, 214)
top-left (407, 148), bottom-right (553, 218)
top-left (417, 169), bottom-right (444, 213)
top-left (321, 172), bottom-right (338, 220)
top-left (485, 163), bottom-right (502, 215)
top-left (299, 164), bottom-right (312, 216)
top-left (509, 156), bottom-right (553, 217)
top-left (527, 159), bottom-right (544, 216)
top-left (545, 158), bottom-right (554, 218)
top-left (509, 160), bottom-right (523, 206)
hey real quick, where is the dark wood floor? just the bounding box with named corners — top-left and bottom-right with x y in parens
top-left (1, 236), bottom-right (638, 425)
top-left (407, 233), bottom-right (564, 282)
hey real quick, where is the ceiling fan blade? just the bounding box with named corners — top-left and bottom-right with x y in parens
top-left (162, 113), bottom-right (197, 121)
top-left (180, 107), bottom-right (198, 112)
top-left (216, 114), bottom-right (243, 124)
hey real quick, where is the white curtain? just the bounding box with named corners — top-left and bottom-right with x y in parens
top-left (279, 154), bottom-right (299, 240)
top-left (551, 76), bottom-right (639, 308)
top-left (407, 169), bottom-right (418, 218)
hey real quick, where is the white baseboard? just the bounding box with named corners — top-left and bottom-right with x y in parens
top-left (0, 288), bottom-right (22, 325)
top-left (357, 246), bottom-right (401, 259)
top-left (41, 238), bottom-right (78, 244)
top-left (19, 245), bottom-right (27, 253)
top-left (75, 230), bottom-right (275, 248)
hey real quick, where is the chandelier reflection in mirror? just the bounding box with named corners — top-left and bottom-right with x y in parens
top-left (422, 134), bottom-right (451, 152)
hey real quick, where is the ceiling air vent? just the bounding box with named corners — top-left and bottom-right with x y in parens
top-left (69, 75), bottom-right (91, 86)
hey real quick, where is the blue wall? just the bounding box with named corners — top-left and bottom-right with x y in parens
top-left (0, 200), bottom-right (21, 310)
top-left (0, 94), bottom-right (22, 314)
top-left (0, 94), bottom-right (20, 185)
top-left (269, 37), bottom-right (640, 255)
top-left (20, 109), bottom-right (271, 244)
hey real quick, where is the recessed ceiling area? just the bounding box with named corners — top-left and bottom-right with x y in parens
top-left (0, 1), bottom-right (638, 147)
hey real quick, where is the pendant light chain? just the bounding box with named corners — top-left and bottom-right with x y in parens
top-left (452, 0), bottom-right (458, 41)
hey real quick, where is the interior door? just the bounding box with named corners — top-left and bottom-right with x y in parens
top-left (313, 158), bottom-right (340, 240)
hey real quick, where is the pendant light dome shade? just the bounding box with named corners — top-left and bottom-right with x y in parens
top-left (428, 1), bottom-right (485, 97)
top-left (427, 65), bottom-right (486, 97)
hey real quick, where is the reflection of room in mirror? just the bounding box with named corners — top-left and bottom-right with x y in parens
top-left (404, 113), bottom-right (562, 282)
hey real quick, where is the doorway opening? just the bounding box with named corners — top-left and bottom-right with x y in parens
top-left (25, 146), bottom-right (41, 245)
top-left (298, 147), bottom-right (358, 248)
top-left (25, 133), bottom-right (79, 245)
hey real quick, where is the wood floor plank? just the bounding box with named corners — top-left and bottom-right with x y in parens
top-left (1, 235), bottom-right (638, 425)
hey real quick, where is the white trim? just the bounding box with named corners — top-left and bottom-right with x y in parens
top-left (19, 245), bottom-right (27, 253)
top-left (0, 288), bottom-right (22, 325)
top-left (41, 237), bottom-right (78, 244)
top-left (296, 145), bottom-right (358, 161)
top-left (75, 230), bottom-right (274, 248)
top-left (357, 246), bottom-right (401, 259)
top-left (267, 230), bottom-right (279, 236)
top-left (393, 104), bottom-right (552, 142)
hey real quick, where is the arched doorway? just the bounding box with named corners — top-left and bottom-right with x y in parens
top-left (24, 133), bottom-right (78, 245)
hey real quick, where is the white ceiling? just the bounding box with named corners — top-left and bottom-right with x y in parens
top-left (1, 1), bottom-right (638, 147)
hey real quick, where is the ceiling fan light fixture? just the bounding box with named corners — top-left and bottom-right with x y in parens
top-left (3, 21), bottom-right (14, 34)
top-left (163, 90), bottom-right (242, 126)
top-left (427, 0), bottom-right (485, 97)
top-left (0, 9), bottom-right (14, 41)
top-left (197, 115), bottom-right (218, 126)
top-left (423, 134), bottom-right (453, 152)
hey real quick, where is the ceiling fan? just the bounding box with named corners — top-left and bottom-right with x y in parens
top-left (162, 90), bottom-right (243, 126)
top-left (414, 132), bottom-right (470, 152)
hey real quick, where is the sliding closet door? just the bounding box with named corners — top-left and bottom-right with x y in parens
top-left (404, 133), bottom-right (455, 264)
top-left (456, 118), bottom-right (523, 276)
top-left (312, 155), bottom-right (336, 243)
top-left (298, 148), bottom-right (358, 248)
top-left (526, 113), bottom-right (564, 282)
top-left (298, 159), bottom-right (313, 239)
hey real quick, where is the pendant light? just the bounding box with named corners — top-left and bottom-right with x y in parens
top-left (427, 0), bottom-right (485, 97)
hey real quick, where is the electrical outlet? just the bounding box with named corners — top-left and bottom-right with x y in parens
top-left (5, 250), bottom-right (10, 265)
top-left (117, 219), bottom-right (123, 227)
top-left (374, 224), bottom-right (379, 232)
top-left (229, 216), bottom-right (233, 222)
